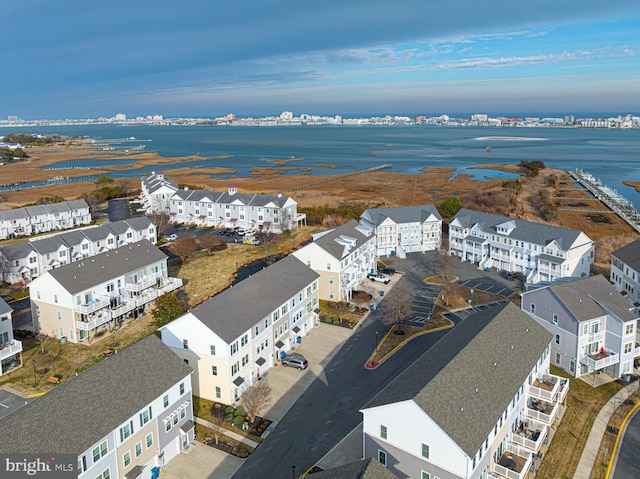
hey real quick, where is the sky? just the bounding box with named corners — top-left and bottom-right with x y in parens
top-left (4, 0), bottom-right (640, 119)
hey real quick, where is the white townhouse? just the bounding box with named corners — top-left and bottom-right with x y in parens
top-left (521, 275), bottom-right (640, 380)
top-left (449, 208), bottom-right (594, 284)
top-left (169, 184), bottom-right (303, 233)
top-left (160, 255), bottom-right (319, 404)
top-left (291, 220), bottom-right (376, 302)
top-left (361, 302), bottom-right (569, 479)
top-left (140, 171), bottom-right (179, 213)
top-left (29, 239), bottom-right (182, 344)
top-left (360, 204), bottom-right (442, 257)
top-left (610, 237), bottom-right (640, 309)
top-left (0, 335), bottom-right (195, 479)
top-left (0, 199), bottom-right (91, 239)
top-left (0, 297), bottom-right (22, 376)
top-left (0, 217), bottom-right (157, 284)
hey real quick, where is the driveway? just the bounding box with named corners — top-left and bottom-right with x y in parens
top-left (0, 388), bottom-right (32, 420)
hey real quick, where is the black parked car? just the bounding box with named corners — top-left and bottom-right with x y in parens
top-left (379, 267), bottom-right (396, 275)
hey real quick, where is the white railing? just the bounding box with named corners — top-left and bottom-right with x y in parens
top-left (511, 422), bottom-right (548, 453)
top-left (585, 330), bottom-right (606, 343)
top-left (580, 349), bottom-right (620, 370)
top-left (0, 341), bottom-right (23, 360)
top-left (492, 443), bottom-right (532, 479)
top-left (76, 312), bottom-right (112, 331)
top-left (125, 276), bottom-right (156, 292)
top-left (557, 378), bottom-right (570, 403)
top-left (75, 297), bottom-right (110, 314)
top-left (157, 277), bottom-right (183, 295)
top-left (528, 374), bottom-right (561, 402)
top-left (525, 400), bottom-right (559, 426)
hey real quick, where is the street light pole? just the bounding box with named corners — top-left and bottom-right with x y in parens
top-left (32, 360), bottom-right (36, 387)
top-left (375, 331), bottom-right (378, 351)
top-left (291, 465), bottom-right (296, 479)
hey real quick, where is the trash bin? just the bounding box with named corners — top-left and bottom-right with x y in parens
top-left (370, 304), bottom-right (375, 311)
top-left (379, 291), bottom-right (384, 297)
top-left (280, 351), bottom-right (286, 359)
top-left (296, 336), bottom-right (301, 344)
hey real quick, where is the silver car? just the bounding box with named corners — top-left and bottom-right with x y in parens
top-left (281, 354), bottom-right (308, 370)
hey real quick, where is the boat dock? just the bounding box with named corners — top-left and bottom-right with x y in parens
top-left (569, 169), bottom-right (640, 233)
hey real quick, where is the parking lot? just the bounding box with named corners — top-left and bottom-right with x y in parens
top-left (457, 277), bottom-right (518, 297)
top-left (0, 388), bottom-right (32, 420)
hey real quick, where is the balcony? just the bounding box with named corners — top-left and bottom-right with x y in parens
top-left (584, 330), bottom-right (606, 343)
top-left (529, 373), bottom-right (569, 403)
top-left (109, 301), bottom-right (136, 318)
top-left (75, 297), bottom-right (110, 314)
top-left (525, 397), bottom-right (560, 426)
top-left (125, 276), bottom-right (157, 292)
top-left (493, 443), bottom-right (533, 479)
top-left (156, 277), bottom-right (183, 295)
top-left (511, 419), bottom-right (548, 453)
top-left (76, 311), bottom-right (112, 331)
top-left (0, 340), bottom-right (23, 360)
top-left (580, 348), bottom-right (620, 370)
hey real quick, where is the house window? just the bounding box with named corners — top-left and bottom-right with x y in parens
top-left (329, 277), bottom-right (334, 284)
top-left (624, 342), bottom-right (632, 354)
top-left (232, 362), bottom-right (239, 375)
top-left (97, 469), bottom-right (110, 479)
top-left (183, 359), bottom-right (189, 365)
top-left (146, 433), bottom-right (153, 448)
top-left (215, 387), bottom-right (221, 399)
top-left (242, 354), bottom-right (249, 367)
top-left (329, 290), bottom-right (334, 299)
top-left (264, 319), bottom-right (268, 328)
top-left (92, 441), bottom-right (108, 463)
top-left (139, 406), bottom-right (152, 427)
top-left (530, 303), bottom-right (536, 314)
top-left (120, 421), bottom-right (134, 442)
top-left (422, 443), bottom-right (430, 459)
top-left (165, 420), bottom-right (171, 432)
top-left (180, 382), bottom-right (185, 395)
top-left (54, 294), bottom-right (58, 303)
top-left (552, 314), bottom-right (558, 325)
top-left (135, 442), bottom-right (143, 457)
top-left (255, 326), bottom-right (259, 336)
top-left (163, 395), bottom-right (169, 408)
top-left (231, 343), bottom-right (238, 355)
top-left (380, 425), bottom-right (387, 439)
top-left (555, 334), bottom-right (560, 345)
top-left (570, 360), bottom-right (576, 373)
top-left (212, 366), bottom-right (218, 375)
top-left (555, 352), bottom-right (561, 364)
top-left (378, 450), bottom-right (387, 466)
top-left (422, 473), bottom-right (431, 479)
top-left (183, 339), bottom-right (188, 349)
top-left (626, 323), bottom-right (634, 335)
top-left (327, 263), bottom-right (331, 270)
top-left (123, 451), bottom-right (131, 468)
top-left (583, 323), bottom-right (589, 335)
top-left (210, 345), bottom-right (216, 355)
top-left (241, 334), bottom-right (249, 347)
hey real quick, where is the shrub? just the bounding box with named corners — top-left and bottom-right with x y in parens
top-left (235, 407), bottom-right (245, 416)
top-left (324, 317), bottom-right (333, 324)
top-left (332, 318), bottom-right (341, 325)
top-left (233, 415), bottom-right (245, 426)
top-left (225, 406), bottom-right (235, 415)
top-left (224, 413), bottom-right (233, 423)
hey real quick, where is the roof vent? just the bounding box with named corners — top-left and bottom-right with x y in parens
top-left (460, 407), bottom-right (464, 412)
top-left (525, 328), bottom-right (529, 333)
top-left (475, 388), bottom-right (478, 393)
top-left (511, 345), bottom-right (514, 350)
top-left (494, 361), bottom-right (497, 367)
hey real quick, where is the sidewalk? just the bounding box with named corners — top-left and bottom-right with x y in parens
top-left (573, 381), bottom-right (640, 479)
top-left (194, 417), bottom-right (260, 449)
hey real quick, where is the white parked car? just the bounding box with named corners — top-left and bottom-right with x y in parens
top-left (166, 233), bottom-right (178, 242)
top-left (368, 273), bottom-right (390, 284)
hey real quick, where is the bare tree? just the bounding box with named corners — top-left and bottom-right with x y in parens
top-left (147, 211), bottom-right (173, 238)
top-left (36, 333), bottom-right (48, 354)
top-left (0, 254), bottom-right (11, 283)
top-left (240, 381), bottom-right (272, 424)
top-left (255, 231), bottom-right (280, 253)
top-left (169, 237), bottom-right (198, 262)
top-left (199, 234), bottom-right (226, 255)
top-left (117, 178), bottom-right (132, 197)
top-left (209, 415), bottom-right (226, 446)
top-left (352, 291), bottom-right (372, 310)
top-left (433, 249), bottom-right (456, 306)
top-left (328, 301), bottom-right (351, 322)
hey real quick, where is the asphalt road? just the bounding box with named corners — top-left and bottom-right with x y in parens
top-left (232, 254), bottom-right (464, 479)
top-left (613, 407), bottom-right (640, 479)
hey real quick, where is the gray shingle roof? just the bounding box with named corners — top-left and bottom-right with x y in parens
top-left (451, 208), bottom-right (588, 250)
top-left (0, 335), bottom-right (192, 454)
top-left (310, 458), bottom-right (399, 479)
top-left (189, 256), bottom-right (319, 343)
top-left (314, 220), bottom-right (373, 260)
top-left (106, 220), bottom-right (130, 235)
top-left (0, 207), bottom-right (29, 221)
top-left (0, 297), bottom-right (12, 315)
top-left (544, 275), bottom-right (636, 322)
top-left (611, 238), bottom-right (640, 272)
top-left (143, 173), bottom-right (178, 194)
top-left (45, 240), bottom-right (167, 294)
top-left (124, 216), bottom-right (153, 230)
top-left (361, 205), bottom-right (442, 228)
top-left (30, 236), bottom-right (66, 255)
top-left (364, 302), bottom-right (551, 458)
top-left (1, 242), bottom-right (35, 261)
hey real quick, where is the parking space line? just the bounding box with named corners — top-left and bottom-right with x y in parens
top-left (0, 403), bottom-right (8, 409)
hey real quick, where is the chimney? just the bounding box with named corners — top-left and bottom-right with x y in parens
top-left (228, 184), bottom-right (237, 195)
top-left (278, 192), bottom-right (283, 198)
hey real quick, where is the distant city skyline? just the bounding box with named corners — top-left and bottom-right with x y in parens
top-left (4, 1), bottom-right (640, 119)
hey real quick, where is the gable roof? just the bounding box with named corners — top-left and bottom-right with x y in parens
top-left (0, 335), bottom-right (192, 454)
top-left (535, 275), bottom-right (637, 322)
top-left (611, 237), bottom-right (640, 272)
top-left (361, 205), bottom-right (442, 228)
top-left (451, 208), bottom-right (589, 250)
top-left (44, 240), bottom-right (167, 294)
top-left (0, 297), bottom-right (12, 316)
top-left (189, 256), bottom-right (319, 343)
top-left (310, 458), bottom-right (399, 479)
top-left (364, 302), bottom-right (551, 457)
top-left (313, 220), bottom-right (373, 260)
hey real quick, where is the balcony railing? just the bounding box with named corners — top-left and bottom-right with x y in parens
top-left (75, 297), bottom-right (110, 314)
top-left (525, 398), bottom-right (560, 426)
top-left (580, 348), bottom-right (620, 370)
top-left (585, 330), bottom-right (606, 343)
top-left (125, 276), bottom-right (157, 292)
top-left (511, 420), bottom-right (548, 453)
top-left (492, 443), bottom-right (533, 479)
top-left (157, 277), bottom-right (183, 295)
top-left (0, 341), bottom-right (23, 360)
top-left (529, 373), bottom-right (563, 402)
top-left (76, 312), bottom-right (112, 331)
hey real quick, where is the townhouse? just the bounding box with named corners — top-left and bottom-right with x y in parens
top-left (0, 335), bottom-right (194, 479)
top-left (361, 302), bottom-right (568, 479)
top-left (140, 171), bottom-right (304, 232)
top-left (160, 255), bottom-right (319, 404)
top-left (610, 237), bottom-right (640, 308)
top-left (0, 199), bottom-right (90, 239)
top-left (169, 184), bottom-right (302, 233)
top-left (291, 220), bottom-right (376, 301)
top-left (309, 458), bottom-right (399, 479)
top-left (448, 208), bottom-right (594, 283)
top-left (0, 217), bottom-right (157, 284)
top-left (360, 205), bottom-right (442, 257)
top-left (0, 297), bottom-right (22, 376)
top-left (140, 171), bottom-right (179, 213)
top-left (29, 239), bottom-right (182, 344)
top-left (521, 275), bottom-right (640, 380)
